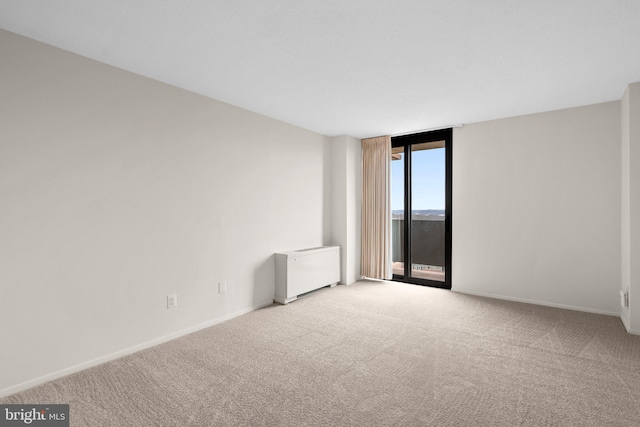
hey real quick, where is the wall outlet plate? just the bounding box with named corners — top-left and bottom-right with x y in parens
top-left (620, 290), bottom-right (629, 308)
top-left (218, 281), bottom-right (227, 294)
top-left (167, 293), bottom-right (178, 309)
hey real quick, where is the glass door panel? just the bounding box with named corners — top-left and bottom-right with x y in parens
top-left (410, 141), bottom-right (445, 282)
top-left (391, 129), bottom-right (451, 289)
top-left (391, 146), bottom-right (405, 278)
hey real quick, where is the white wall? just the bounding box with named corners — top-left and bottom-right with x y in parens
top-left (621, 86), bottom-right (632, 329)
top-left (453, 102), bottom-right (621, 315)
top-left (621, 82), bottom-right (640, 333)
top-left (330, 135), bottom-right (362, 284)
top-left (0, 30), bottom-right (332, 395)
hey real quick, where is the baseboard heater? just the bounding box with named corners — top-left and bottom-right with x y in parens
top-left (274, 246), bottom-right (340, 304)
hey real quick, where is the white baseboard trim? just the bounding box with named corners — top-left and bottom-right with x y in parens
top-left (453, 288), bottom-right (620, 317)
top-left (619, 314), bottom-right (640, 335)
top-left (621, 314), bottom-right (631, 331)
top-left (0, 299), bottom-right (273, 399)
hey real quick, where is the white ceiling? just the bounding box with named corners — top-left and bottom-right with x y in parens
top-left (1, 1), bottom-right (639, 138)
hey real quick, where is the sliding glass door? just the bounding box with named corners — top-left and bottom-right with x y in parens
top-left (391, 129), bottom-right (452, 289)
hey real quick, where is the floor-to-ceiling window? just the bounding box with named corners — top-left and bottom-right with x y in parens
top-left (391, 129), bottom-right (452, 289)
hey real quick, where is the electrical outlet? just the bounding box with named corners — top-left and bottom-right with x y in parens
top-left (620, 290), bottom-right (629, 308)
top-left (218, 281), bottom-right (227, 294)
top-left (167, 293), bottom-right (178, 309)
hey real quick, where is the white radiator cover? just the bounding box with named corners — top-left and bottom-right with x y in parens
top-left (274, 246), bottom-right (340, 304)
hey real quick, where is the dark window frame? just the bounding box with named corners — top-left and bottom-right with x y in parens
top-left (391, 128), bottom-right (452, 290)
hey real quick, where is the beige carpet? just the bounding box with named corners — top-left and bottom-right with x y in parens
top-left (3, 280), bottom-right (640, 426)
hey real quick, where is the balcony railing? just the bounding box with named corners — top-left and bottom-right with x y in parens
top-left (392, 216), bottom-right (445, 281)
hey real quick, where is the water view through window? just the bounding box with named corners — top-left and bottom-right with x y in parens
top-left (392, 140), bottom-right (446, 282)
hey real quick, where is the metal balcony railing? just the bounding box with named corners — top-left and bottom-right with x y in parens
top-left (392, 217), bottom-right (445, 280)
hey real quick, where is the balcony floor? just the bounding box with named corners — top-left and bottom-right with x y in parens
top-left (392, 262), bottom-right (445, 282)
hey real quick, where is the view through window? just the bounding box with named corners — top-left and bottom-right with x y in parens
top-left (391, 132), bottom-right (450, 288)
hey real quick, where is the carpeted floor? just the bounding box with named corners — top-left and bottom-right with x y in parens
top-left (3, 280), bottom-right (640, 426)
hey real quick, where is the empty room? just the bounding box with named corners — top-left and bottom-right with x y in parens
top-left (1, 1), bottom-right (640, 426)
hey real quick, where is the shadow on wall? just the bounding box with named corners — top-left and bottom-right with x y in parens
top-left (253, 254), bottom-right (276, 307)
top-left (323, 139), bottom-right (333, 244)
